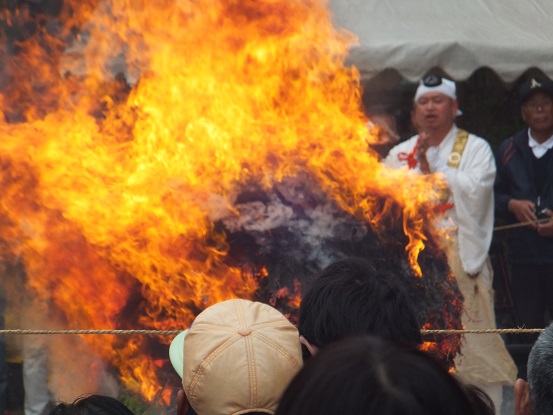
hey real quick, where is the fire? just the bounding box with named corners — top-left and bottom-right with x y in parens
top-left (420, 322), bottom-right (462, 364)
top-left (0, 0), bottom-right (455, 401)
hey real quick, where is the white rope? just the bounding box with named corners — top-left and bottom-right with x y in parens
top-left (0, 328), bottom-right (541, 335)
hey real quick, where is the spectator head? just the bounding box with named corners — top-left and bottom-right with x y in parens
top-left (48, 395), bottom-right (134, 415)
top-left (463, 384), bottom-right (496, 415)
top-left (298, 257), bottom-right (422, 360)
top-left (169, 299), bottom-right (302, 415)
top-left (275, 335), bottom-right (480, 415)
top-left (514, 322), bottom-right (553, 415)
top-left (519, 77), bottom-right (553, 138)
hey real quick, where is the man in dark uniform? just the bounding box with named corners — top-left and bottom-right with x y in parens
top-left (495, 76), bottom-right (553, 340)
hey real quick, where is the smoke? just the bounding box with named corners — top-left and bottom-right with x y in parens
top-left (214, 172), bottom-right (463, 365)
top-left (219, 178), bottom-right (368, 272)
top-left (0, 0), bottom-right (463, 402)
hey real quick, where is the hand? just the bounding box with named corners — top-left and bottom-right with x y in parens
top-left (416, 132), bottom-right (431, 174)
top-left (507, 199), bottom-right (538, 229)
top-left (537, 209), bottom-right (553, 237)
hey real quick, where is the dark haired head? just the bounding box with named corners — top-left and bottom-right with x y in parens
top-left (276, 336), bottom-right (482, 415)
top-left (462, 384), bottom-right (495, 415)
top-left (298, 257), bottom-right (422, 359)
top-left (48, 395), bottom-right (134, 415)
top-left (183, 402), bottom-right (266, 415)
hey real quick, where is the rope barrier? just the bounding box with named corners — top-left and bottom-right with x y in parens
top-left (421, 328), bottom-right (543, 335)
top-left (494, 218), bottom-right (550, 231)
top-left (0, 328), bottom-right (542, 335)
top-left (0, 329), bottom-right (182, 335)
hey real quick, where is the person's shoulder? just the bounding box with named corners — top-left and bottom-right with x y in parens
top-left (464, 131), bottom-right (494, 154)
top-left (496, 129), bottom-right (527, 151)
top-left (496, 136), bottom-right (513, 153)
top-left (464, 131), bottom-right (490, 146)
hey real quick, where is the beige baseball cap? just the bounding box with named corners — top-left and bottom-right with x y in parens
top-left (169, 299), bottom-right (303, 415)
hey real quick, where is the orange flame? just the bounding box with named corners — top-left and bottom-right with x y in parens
top-left (0, 0), bottom-right (449, 400)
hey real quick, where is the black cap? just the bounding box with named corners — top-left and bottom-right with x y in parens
top-left (519, 77), bottom-right (553, 105)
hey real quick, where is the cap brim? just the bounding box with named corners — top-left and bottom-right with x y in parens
top-left (169, 329), bottom-right (188, 379)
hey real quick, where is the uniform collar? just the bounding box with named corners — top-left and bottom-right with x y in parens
top-left (528, 129), bottom-right (553, 158)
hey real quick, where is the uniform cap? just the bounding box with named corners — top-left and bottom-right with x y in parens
top-left (519, 77), bottom-right (553, 105)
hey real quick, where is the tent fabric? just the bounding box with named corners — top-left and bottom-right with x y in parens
top-left (328, 0), bottom-right (553, 82)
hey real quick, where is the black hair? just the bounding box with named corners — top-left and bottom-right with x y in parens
top-left (275, 336), bottom-right (481, 415)
top-left (298, 257), bottom-right (421, 359)
top-left (186, 407), bottom-right (266, 415)
top-left (48, 395), bottom-right (134, 415)
top-left (462, 384), bottom-right (495, 415)
top-left (182, 391), bottom-right (269, 415)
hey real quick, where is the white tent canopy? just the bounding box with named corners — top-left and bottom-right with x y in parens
top-left (328, 0), bottom-right (553, 82)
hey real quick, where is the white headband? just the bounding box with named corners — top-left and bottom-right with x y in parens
top-left (414, 77), bottom-right (462, 116)
top-left (414, 78), bottom-right (457, 102)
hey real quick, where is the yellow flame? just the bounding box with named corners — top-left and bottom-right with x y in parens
top-left (0, 0), bottom-right (448, 399)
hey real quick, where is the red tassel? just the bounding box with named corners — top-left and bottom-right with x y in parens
top-left (397, 139), bottom-right (420, 169)
top-left (433, 202), bottom-right (454, 213)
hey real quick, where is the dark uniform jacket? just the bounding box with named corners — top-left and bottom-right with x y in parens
top-left (495, 128), bottom-right (553, 264)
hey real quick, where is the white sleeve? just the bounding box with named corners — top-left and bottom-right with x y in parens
top-left (446, 137), bottom-right (496, 274)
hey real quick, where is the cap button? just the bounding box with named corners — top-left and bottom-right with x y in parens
top-left (238, 328), bottom-right (252, 336)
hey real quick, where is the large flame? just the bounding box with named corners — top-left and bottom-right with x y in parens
top-left (0, 0), bottom-right (450, 401)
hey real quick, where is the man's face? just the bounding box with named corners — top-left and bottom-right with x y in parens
top-left (414, 92), bottom-right (458, 132)
top-left (521, 91), bottom-right (553, 133)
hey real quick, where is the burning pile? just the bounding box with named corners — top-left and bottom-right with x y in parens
top-left (0, 0), bottom-right (462, 403)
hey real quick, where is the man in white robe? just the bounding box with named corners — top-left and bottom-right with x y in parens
top-left (384, 75), bottom-right (517, 413)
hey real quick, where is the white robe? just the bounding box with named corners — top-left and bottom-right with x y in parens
top-left (384, 125), bottom-right (495, 275)
top-left (384, 126), bottom-right (517, 390)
